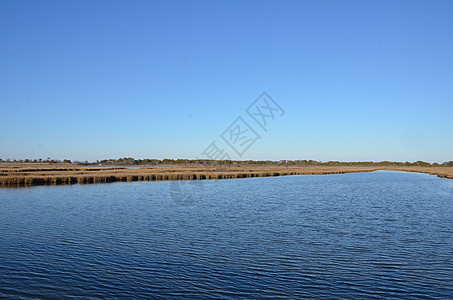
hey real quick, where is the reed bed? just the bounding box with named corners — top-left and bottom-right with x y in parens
top-left (0, 164), bottom-right (452, 187)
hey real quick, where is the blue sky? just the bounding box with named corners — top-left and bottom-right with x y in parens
top-left (1, 0), bottom-right (452, 162)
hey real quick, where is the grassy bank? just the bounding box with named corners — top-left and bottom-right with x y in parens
top-left (1, 164), bottom-right (452, 187)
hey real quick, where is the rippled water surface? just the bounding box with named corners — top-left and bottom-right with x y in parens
top-left (1, 171), bottom-right (452, 299)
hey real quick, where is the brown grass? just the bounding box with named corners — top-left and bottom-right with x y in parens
top-left (0, 164), bottom-right (452, 187)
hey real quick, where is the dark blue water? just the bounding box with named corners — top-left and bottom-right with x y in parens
top-left (1, 171), bottom-right (452, 299)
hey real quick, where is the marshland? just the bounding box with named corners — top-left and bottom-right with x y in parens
top-left (1, 160), bottom-right (453, 187)
top-left (2, 1), bottom-right (453, 299)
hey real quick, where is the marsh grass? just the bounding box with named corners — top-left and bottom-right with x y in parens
top-left (0, 164), bottom-right (452, 187)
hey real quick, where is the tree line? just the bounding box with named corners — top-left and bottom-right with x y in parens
top-left (1, 157), bottom-right (452, 167)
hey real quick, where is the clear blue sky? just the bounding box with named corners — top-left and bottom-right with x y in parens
top-left (1, 0), bottom-right (452, 162)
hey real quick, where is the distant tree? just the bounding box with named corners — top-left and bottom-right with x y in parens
top-left (415, 161), bottom-right (430, 167)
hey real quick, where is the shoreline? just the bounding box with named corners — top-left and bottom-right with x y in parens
top-left (1, 164), bottom-right (452, 188)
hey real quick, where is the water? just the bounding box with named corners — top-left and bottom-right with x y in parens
top-left (0, 171), bottom-right (452, 299)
